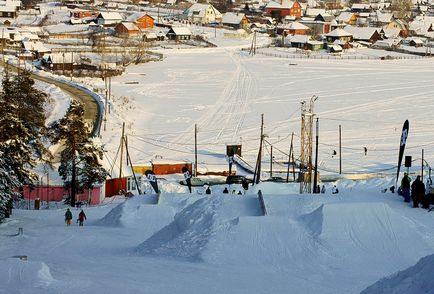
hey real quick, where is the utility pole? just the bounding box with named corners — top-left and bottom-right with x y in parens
top-left (300, 95), bottom-right (318, 193)
top-left (422, 149), bottom-right (424, 181)
top-left (119, 122), bottom-right (125, 182)
top-left (339, 125), bottom-right (342, 174)
top-left (313, 118), bottom-right (319, 193)
top-left (286, 132), bottom-right (294, 183)
top-left (71, 51), bottom-right (74, 81)
top-left (194, 124), bottom-right (197, 177)
top-left (270, 145), bottom-right (273, 178)
top-left (253, 114), bottom-right (264, 185)
top-left (62, 52), bottom-right (65, 76)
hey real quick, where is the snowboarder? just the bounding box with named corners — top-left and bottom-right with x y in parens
top-left (228, 150), bottom-right (235, 175)
top-left (390, 186), bottom-right (395, 193)
top-left (332, 185), bottom-right (339, 194)
top-left (332, 150), bottom-right (337, 158)
top-left (205, 186), bottom-right (211, 195)
top-left (182, 166), bottom-right (192, 193)
top-left (411, 175), bottom-right (425, 208)
top-left (78, 210), bottom-right (87, 226)
top-left (364, 147), bottom-right (367, 156)
top-left (321, 185), bottom-right (326, 194)
top-left (65, 208), bottom-right (73, 226)
top-left (401, 172), bottom-right (411, 202)
top-left (222, 187), bottom-right (229, 194)
top-left (242, 178), bottom-right (249, 194)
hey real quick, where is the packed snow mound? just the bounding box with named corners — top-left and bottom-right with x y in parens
top-left (136, 195), bottom-right (262, 261)
top-left (300, 202), bottom-right (433, 269)
top-left (361, 254), bottom-right (434, 294)
top-left (0, 259), bottom-right (56, 293)
top-left (95, 195), bottom-right (171, 228)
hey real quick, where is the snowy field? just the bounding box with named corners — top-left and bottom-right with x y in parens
top-left (85, 34), bottom-right (434, 179)
top-left (2, 32), bottom-right (434, 293)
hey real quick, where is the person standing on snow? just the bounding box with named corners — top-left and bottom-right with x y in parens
top-left (411, 175), bottom-right (425, 208)
top-left (78, 210), bottom-right (87, 226)
top-left (401, 172), bottom-right (411, 203)
top-left (65, 208), bottom-right (73, 226)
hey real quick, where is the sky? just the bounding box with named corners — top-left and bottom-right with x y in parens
top-left (2, 25), bottom-right (434, 294)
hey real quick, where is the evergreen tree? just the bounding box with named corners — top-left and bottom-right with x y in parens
top-left (0, 71), bottom-right (47, 220)
top-left (49, 100), bottom-right (108, 207)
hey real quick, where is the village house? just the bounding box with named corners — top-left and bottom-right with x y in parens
top-left (115, 22), bottom-right (140, 37)
top-left (70, 9), bottom-right (98, 19)
top-left (222, 12), bottom-right (249, 30)
top-left (0, 6), bottom-right (17, 18)
top-left (325, 27), bottom-right (353, 44)
top-left (166, 26), bottom-right (192, 41)
top-left (336, 11), bottom-right (357, 25)
top-left (182, 3), bottom-right (222, 25)
top-left (41, 52), bottom-right (74, 71)
top-left (351, 3), bottom-right (372, 13)
top-left (277, 21), bottom-right (311, 35)
top-left (265, 0), bottom-right (302, 19)
top-left (96, 12), bottom-right (123, 26)
top-left (344, 25), bottom-right (383, 44)
top-left (21, 40), bottom-right (50, 59)
top-left (126, 13), bottom-right (154, 29)
top-left (387, 19), bottom-right (408, 37)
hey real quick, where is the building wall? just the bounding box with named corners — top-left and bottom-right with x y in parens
top-left (136, 15), bottom-right (154, 29)
top-left (21, 186), bottom-right (102, 205)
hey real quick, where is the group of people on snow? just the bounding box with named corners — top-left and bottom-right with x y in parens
top-left (65, 208), bottom-right (87, 226)
top-left (399, 173), bottom-right (433, 209)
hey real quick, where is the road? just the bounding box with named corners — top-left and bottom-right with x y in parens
top-left (1, 62), bottom-right (102, 137)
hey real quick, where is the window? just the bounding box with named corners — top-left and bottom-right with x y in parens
top-left (127, 176), bottom-right (141, 191)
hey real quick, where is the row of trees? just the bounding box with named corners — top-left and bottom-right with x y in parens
top-left (0, 70), bottom-right (107, 221)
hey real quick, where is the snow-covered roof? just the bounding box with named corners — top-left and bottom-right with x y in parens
top-left (383, 28), bottom-right (400, 39)
top-left (351, 3), bottom-right (371, 10)
top-left (336, 12), bottom-right (355, 23)
top-left (126, 12), bottom-right (153, 22)
top-left (184, 3), bottom-right (221, 18)
top-left (222, 12), bottom-right (245, 25)
top-left (344, 25), bottom-right (381, 41)
top-left (118, 22), bottom-right (139, 31)
top-left (286, 34), bottom-right (311, 43)
top-left (98, 12), bottom-right (123, 20)
top-left (168, 26), bottom-right (192, 35)
top-left (22, 41), bottom-right (50, 53)
top-left (305, 8), bottom-right (326, 17)
top-left (326, 28), bottom-right (352, 37)
top-left (375, 11), bottom-right (393, 24)
top-left (279, 21), bottom-right (310, 30)
top-left (0, 6), bottom-right (16, 12)
top-left (266, 0), bottom-right (294, 9)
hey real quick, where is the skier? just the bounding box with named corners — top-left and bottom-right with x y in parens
top-left (411, 175), bottom-right (425, 208)
top-left (401, 172), bottom-right (411, 202)
top-left (78, 210), bottom-right (87, 226)
top-left (364, 147), bottom-right (367, 156)
top-left (65, 208), bottom-right (73, 226)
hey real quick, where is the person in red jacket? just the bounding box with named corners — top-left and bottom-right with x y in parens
top-left (78, 210), bottom-right (87, 226)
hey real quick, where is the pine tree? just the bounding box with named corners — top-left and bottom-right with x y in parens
top-left (49, 100), bottom-right (108, 207)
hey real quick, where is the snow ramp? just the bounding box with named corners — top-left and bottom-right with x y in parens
top-left (135, 195), bottom-right (262, 261)
top-left (300, 202), bottom-right (434, 272)
top-left (95, 195), bottom-right (174, 229)
top-left (0, 259), bottom-right (58, 293)
top-left (361, 253), bottom-right (434, 294)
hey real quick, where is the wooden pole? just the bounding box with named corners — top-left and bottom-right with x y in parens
top-left (286, 132), bottom-right (293, 183)
top-left (313, 118), bottom-right (319, 193)
top-left (422, 149), bottom-right (424, 181)
top-left (253, 114), bottom-right (264, 184)
top-left (194, 124), bottom-right (197, 177)
top-left (339, 125), bottom-right (342, 174)
top-left (270, 145), bottom-right (273, 178)
top-left (119, 122), bottom-right (125, 181)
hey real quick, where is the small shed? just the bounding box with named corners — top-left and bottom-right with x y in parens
top-left (166, 26), bottom-right (192, 41)
top-left (115, 22), bottom-right (140, 36)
